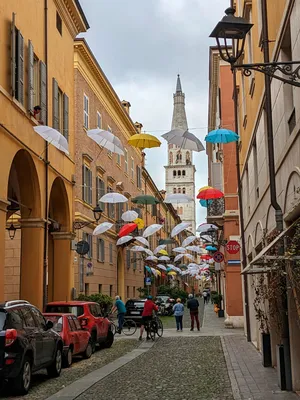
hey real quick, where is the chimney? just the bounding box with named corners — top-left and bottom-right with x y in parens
top-left (121, 100), bottom-right (131, 115)
top-left (134, 121), bottom-right (143, 133)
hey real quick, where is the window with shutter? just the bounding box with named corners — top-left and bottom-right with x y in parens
top-left (11, 14), bottom-right (16, 97)
top-left (96, 177), bottom-right (105, 210)
top-left (28, 40), bottom-right (34, 112)
top-left (107, 187), bottom-right (115, 219)
top-left (131, 158), bottom-right (134, 180)
top-left (109, 243), bottom-right (113, 263)
top-left (107, 126), bottom-right (112, 156)
top-left (126, 250), bottom-right (131, 268)
top-left (124, 149), bottom-right (128, 173)
top-left (40, 61), bottom-right (47, 124)
top-left (152, 204), bottom-right (157, 217)
top-left (83, 94), bottom-right (89, 129)
top-left (83, 165), bottom-right (92, 204)
top-left (63, 94), bottom-right (69, 141)
top-left (52, 78), bottom-right (59, 130)
top-left (116, 202), bottom-right (123, 221)
top-left (97, 239), bottom-right (105, 262)
top-left (97, 111), bottom-right (102, 128)
top-left (83, 232), bottom-right (93, 259)
top-left (133, 253), bottom-right (137, 270)
top-left (15, 29), bottom-right (24, 104)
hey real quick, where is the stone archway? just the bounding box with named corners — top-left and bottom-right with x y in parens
top-left (117, 250), bottom-right (125, 300)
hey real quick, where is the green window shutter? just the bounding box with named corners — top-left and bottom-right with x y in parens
top-left (63, 93), bottom-right (69, 140)
top-left (28, 40), bottom-right (34, 113)
top-left (11, 13), bottom-right (16, 97)
top-left (17, 30), bottom-right (24, 104)
top-left (126, 250), bottom-right (131, 268)
top-left (96, 177), bottom-right (99, 204)
top-left (39, 61), bottom-right (47, 124)
top-left (82, 164), bottom-right (85, 201)
top-left (101, 239), bottom-right (105, 262)
top-left (88, 169), bottom-right (92, 204)
top-left (99, 180), bottom-right (105, 211)
top-left (52, 78), bottom-right (59, 130)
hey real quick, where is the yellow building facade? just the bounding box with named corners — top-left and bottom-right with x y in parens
top-left (0, 0), bottom-right (88, 309)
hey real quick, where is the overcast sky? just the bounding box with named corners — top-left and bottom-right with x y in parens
top-left (79, 0), bottom-right (228, 226)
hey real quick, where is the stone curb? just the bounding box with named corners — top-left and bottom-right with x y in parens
top-left (221, 336), bottom-right (241, 400)
top-left (45, 341), bottom-right (155, 400)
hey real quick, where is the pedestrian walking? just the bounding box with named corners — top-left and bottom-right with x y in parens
top-left (206, 291), bottom-right (210, 304)
top-left (173, 298), bottom-right (184, 332)
top-left (187, 294), bottom-right (200, 331)
top-left (203, 291), bottom-right (208, 304)
top-left (111, 295), bottom-right (126, 334)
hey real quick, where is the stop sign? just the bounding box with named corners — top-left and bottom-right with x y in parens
top-left (226, 240), bottom-right (240, 254)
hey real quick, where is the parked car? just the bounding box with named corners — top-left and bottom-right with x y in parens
top-left (156, 295), bottom-right (175, 316)
top-left (45, 301), bottom-right (113, 352)
top-left (43, 313), bottom-right (92, 367)
top-left (0, 300), bottom-right (63, 395)
top-left (125, 299), bottom-right (146, 324)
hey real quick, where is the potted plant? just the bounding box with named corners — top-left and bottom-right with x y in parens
top-left (212, 292), bottom-right (223, 317)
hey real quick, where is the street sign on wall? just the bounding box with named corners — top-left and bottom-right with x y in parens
top-left (226, 240), bottom-right (240, 254)
top-left (213, 251), bottom-right (224, 263)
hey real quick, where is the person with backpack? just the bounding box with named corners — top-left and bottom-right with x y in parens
top-left (187, 294), bottom-right (200, 331)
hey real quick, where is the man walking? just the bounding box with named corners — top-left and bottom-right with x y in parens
top-left (111, 295), bottom-right (127, 334)
top-left (203, 291), bottom-right (208, 304)
top-left (187, 294), bottom-right (200, 331)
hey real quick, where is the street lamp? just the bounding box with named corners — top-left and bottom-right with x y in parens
top-left (73, 204), bottom-right (103, 230)
top-left (6, 223), bottom-right (18, 240)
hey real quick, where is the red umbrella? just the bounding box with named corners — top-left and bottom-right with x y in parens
top-left (118, 223), bottom-right (138, 237)
top-left (197, 187), bottom-right (224, 200)
top-left (161, 272), bottom-right (166, 279)
top-left (201, 254), bottom-right (212, 260)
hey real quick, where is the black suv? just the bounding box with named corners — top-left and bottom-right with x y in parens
top-left (125, 299), bottom-right (146, 325)
top-left (0, 300), bottom-right (63, 395)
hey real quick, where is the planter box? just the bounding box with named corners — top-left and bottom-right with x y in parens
top-left (276, 344), bottom-right (286, 390)
top-left (262, 333), bottom-right (272, 367)
top-left (218, 309), bottom-right (224, 318)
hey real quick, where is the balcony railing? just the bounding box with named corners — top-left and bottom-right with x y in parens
top-left (207, 198), bottom-right (225, 217)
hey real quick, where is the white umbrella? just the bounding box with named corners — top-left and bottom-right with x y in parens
top-left (187, 263), bottom-right (199, 269)
top-left (197, 223), bottom-right (218, 233)
top-left (151, 268), bottom-right (158, 277)
top-left (87, 129), bottom-right (124, 155)
top-left (161, 129), bottom-right (205, 152)
top-left (167, 264), bottom-right (176, 270)
top-left (121, 210), bottom-right (138, 222)
top-left (157, 264), bottom-right (167, 271)
top-left (143, 224), bottom-right (163, 238)
top-left (182, 236), bottom-right (197, 247)
top-left (130, 245), bottom-right (145, 252)
top-left (153, 245), bottom-right (167, 255)
top-left (186, 245), bottom-right (203, 254)
top-left (158, 256), bottom-right (170, 261)
top-left (174, 254), bottom-right (184, 262)
top-left (99, 192), bottom-right (128, 203)
top-left (135, 236), bottom-right (150, 247)
top-left (116, 236), bottom-right (133, 246)
top-left (92, 222), bottom-right (113, 236)
top-left (164, 194), bottom-right (194, 204)
top-left (33, 125), bottom-right (69, 155)
top-left (171, 222), bottom-right (191, 238)
top-left (144, 248), bottom-right (154, 256)
top-left (145, 255), bottom-right (158, 262)
top-left (184, 254), bottom-right (194, 261)
top-left (172, 247), bottom-right (186, 253)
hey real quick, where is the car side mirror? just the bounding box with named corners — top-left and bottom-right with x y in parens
top-left (46, 320), bottom-right (53, 330)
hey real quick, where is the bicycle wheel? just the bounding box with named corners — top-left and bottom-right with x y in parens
top-left (110, 321), bottom-right (117, 335)
top-left (149, 321), bottom-right (156, 341)
top-left (122, 319), bottom-right (137, 336)
top-left (156, 318), bottom-right (163, 337)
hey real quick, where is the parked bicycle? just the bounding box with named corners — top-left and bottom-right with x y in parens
top-left (108, 315), bottom-right (137, 336)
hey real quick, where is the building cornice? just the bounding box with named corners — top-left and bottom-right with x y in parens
top-left (54, 0), bottom-right (88, 38)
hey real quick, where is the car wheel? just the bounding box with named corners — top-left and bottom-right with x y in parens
top-left (103, 330), bottom-right (114, 348)
top-left (63, 347), bottom-right (73, 368)
top-left (83, 340), bottom-right (93, 359)
top-left (47, 347), bottom-right (62, 377)
top-left (11, 356), bottom-right (32, 395)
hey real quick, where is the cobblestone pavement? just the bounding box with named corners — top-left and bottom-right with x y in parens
top-left (76, 336), bottom-right (234, 400)
top-left (0, 340), bottom-right (139, 400)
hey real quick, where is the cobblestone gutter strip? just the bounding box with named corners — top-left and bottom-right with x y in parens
top-left (221, 336), bottom-right (241, 400)
top-left (45, 341), bottom-right (154, 400)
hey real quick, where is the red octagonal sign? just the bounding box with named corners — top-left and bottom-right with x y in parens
top-left (226, 240), bottom-right (240, 255)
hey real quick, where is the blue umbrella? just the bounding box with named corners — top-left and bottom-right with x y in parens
top-left (205, 129), bottom-right (239, 144)
top-left (206, 245), bottom-right (217, 252)
top-left (199, 199), bottom-right (213, 208)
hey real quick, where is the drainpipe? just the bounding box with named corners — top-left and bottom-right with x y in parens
top-left (261, 0), bottom-right (291, 389)
top-left (43, 0), bottom-right (49, 308)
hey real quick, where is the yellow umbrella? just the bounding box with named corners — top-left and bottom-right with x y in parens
top-left (198, 186), bottom-right (212, 192)
top-left (133, 218), bottom-right (145, 229)
top-left (155, 269), bottom-right (162, 276)
top-left (128, 133), bottom-right (161, 149)
top-left (158, 249), bottom-right (168, 256)
top-left (168, 271), bottom-right (177, 276)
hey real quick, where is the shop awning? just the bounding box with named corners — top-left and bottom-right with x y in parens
top-left (241, 218), bottom-right (300, 275)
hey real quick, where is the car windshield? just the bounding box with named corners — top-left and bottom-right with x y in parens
top-left (157, 296), bottom-right (169, 302)
top-left (0, 311), bottom-right (6, 330)
top-left (46, 305), bottom-right (84, 317)
top-left (46, 316), bottom-right (63, 332)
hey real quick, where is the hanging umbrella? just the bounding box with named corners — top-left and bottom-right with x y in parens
top-left (171, 222), bottom-right (191, 238)
top-left (145, 255), bottom-right (158, 262)
top-left (99, 192), bottom-right (128, 203)
top-left (145, 266), bottom-right (152, 273)
top-left (131, 245), bottom-right (145, 252)
top-left (133, 218), bottom-right (145, 229)
top-left (92, 222), bottom-right (114, 236)
top-left (116, 236), bottom-right (134, 246)
top-left (199, 199), bottom-right (213, 208)
top-left (143, 224), bottom-right (163, 238)
top-left (158, 249), bottom-right (168, 256)
top-left (205, 128), bottom-right (239, 144)
top-left (197, 223), bottom-right (218, 233)
top-left (174, 254), bottom-right (184, 263)
top-left (121, 210), bottom-right (138, 222)
top-left (144, 249), bottom-right (154, 256)
top-left (197, 187), bottom-right (224, 200)
top-left (187, 263), bottom-right (199, 269)
top-left (135, 236), bottom-right (149, 247)
top-left (158, 256), bottom-right (170, 261)
top-left (206, 245), bottom-right (217, 251)
top-left (164, 194), bottom-right (193, 204)
top-left (161, 129), bottom-right (204, 152)
top-left (153, 245), bottom-right (167, 255)
top-left (87, 129), bottom-right (124, 155)
top-left (33, 125), bottom-right (69, 155)
top-left (157, 264), bottom-right (167, 271)
top-left (151, 267), bottom-right (158, 277)
top-left (132, 195), bottom-right (160, 205)
top-left (128, 133), bottom-right (161, 149)
top-left (118, 223), bottom-right (138, 237)
top-left (201, 254), bottom-right (213, 260)
top-left (168, 271), bottom-right (177, 276)
top-left (184, 254), bottom-right (194, 261)
top-left (155, 269), bottom-right (162, 276)
top-left (182, 236), bottom-right (196, 247)
top-left (198, 186), bottom-right (212, 192)
top-left (172, 247), bottom-right (186, 253)
top-left (186, 245), bottom-right (202, 254)
top-left (167, 264), bottom-right (176, 270)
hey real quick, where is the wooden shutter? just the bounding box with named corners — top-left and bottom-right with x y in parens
top-left (52, 78), bottom-right (59, 129)
top-left (82, 165), bottom-right (85, 201)
top-left (17, 30), bottom-right (24, 104)
top-left (28, 40), bottom-right (34, 112)
top-left (88, 169), bottom-right (92, 204)
top-left (101, 239), bottom-right (105, 262)
top-left (11, 13), bottom-right (16, 97)
top-left (39, 61), bottom-right (47, 124)
top-left (99, 180), bottom-right (105, 210)
top-left (126, 250), bottom-right (131, 268)
top-left (63, 93), bottom-right (69, 140)
top-left (89, 235), bottom-right (93, 259)
top-left (96, 177), bottom-right (99, 204)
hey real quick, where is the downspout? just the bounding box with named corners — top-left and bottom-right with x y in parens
top-left (43, 0), bottom-right (49, 308)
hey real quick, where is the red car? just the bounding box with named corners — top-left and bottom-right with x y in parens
top-left (45, 301), bottom-right (114, 352)
top-left (43, 313), bottom-right (92, 367)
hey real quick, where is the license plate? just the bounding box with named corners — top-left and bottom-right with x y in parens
top-left (131, 312), bottom-right (140, 315)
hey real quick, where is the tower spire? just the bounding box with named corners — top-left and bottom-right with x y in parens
top-left (176, 74), bottom-right (182, 93)
top-left (171, 75), bottom-right (188, 131)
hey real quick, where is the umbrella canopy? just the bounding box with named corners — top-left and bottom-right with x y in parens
top-left (99, 192), bottom-right (128, 203)
top-left (33, 125), bottom-right (69, 155)
top-left (158, 256), bottom-right (170, 261)
top-left (172, 247), bottom-right (187, 253)
top-left (145, 255), bottom-right (158, 262)
top-left (184, 254), bottom-right (194, 261)
top-left (121, 210), bottom-right (138, 222)
top-left (198, 186), bottom-right (212, 192)
top-left (155, 269), bottom-right (162, 276)
top-left (164, 194), bottom-right (194, 204)
top-left (133, 218), bottom-right (145, 229)
top-left (131, 245), bottom-right (145, 252)
top-left (197, 223), bottom-right (218, 233)
top-left (161, 129), bottom-right (204, 152)
top-left (128, 133), bottom-right (161, 149)
top-left (144, 249), bottom-right (154, 256)
top-left (116, 236), bottom-right (133, 246)
top-left (135, 236), bottom-right (149, 247)
top-left (182, 236), bottom-right (197, 247)
top-left (197, 188), bottom-right (224, 200)
top-left (157, 264), bottom-right (167, 271)
top-left (87, 129), bottom-right (124, 155)
top-left (132, 195), bottom-right (160, 205)
top-left (118, 223), bottom-right (138, 237)
top-left (167, 264), bottom-right (176, 270)
top-left (158, 249), bottom-right (168, 256)
top-left (153, 245), bottom-right (167, 255)
top-left (199, 199), bottom-right (213, 208)
top-left (186, 245), bottom-right (202, 254)
top-left (168, 271), bottom-right (177, 276)
top-left (143, 224), bottom-right (163, 238)
top-left (145, 266), bottom-right (152, 273)
top-left (205, 128), bottom-right (239, 144)
top-left (92, 222), bottom-right (113, 236)
top-left (201, 254), bottom-right (213, 260)
top-left (174, 254), bottom-right (184, 263)
top-left (158, 238), bottom-right (174, 245)
top-left (206, 245), bottom-right (217, 251)
top-left (171, 222), bottom-right (191, 238)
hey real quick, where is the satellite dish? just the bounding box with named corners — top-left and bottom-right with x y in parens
top-left (76, 240), bottom-right (90, 256)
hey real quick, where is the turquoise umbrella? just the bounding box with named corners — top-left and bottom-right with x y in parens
top-left (205, 128), bottom-right (239, 144)
top-left (145, 265), bottom-right (152, 273)
top-left (199, 199), bottom-right (213, 208)
top-left (206, 245), bottom-right (217, 251)
top-left (166, 267), bottom-right (172, 272)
